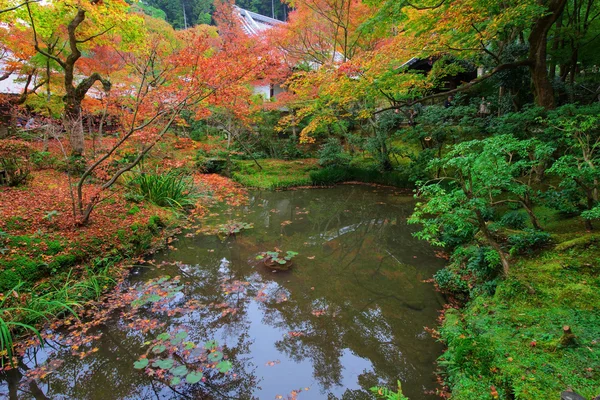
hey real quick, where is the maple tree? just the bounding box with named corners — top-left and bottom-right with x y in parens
top-left (17, 0), bottom-right (143, 156)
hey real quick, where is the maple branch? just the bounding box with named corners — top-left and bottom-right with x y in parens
top-left (404, 0), bottom-right (446, 10)
top-left (0, 0), bottom-right (39, 14)
top-left (374, 59), bottom-right (532, 114)
top-left (76, 25), bottom-right (115, 44)
top-left (0, 68), bottom-right (13, 81)
top-left (26, 2), bottom-right (66, 68)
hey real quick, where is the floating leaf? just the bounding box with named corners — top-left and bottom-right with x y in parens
top-left (170, 365), bottom-right (188, 377)
top-left (147, 294), bottom-right (162, 303)
top-left (208, 351), bottom-right (223, 362)
top-left (186, 371), bottom-right (203, 384)
top-left (217, 360), bottom-right (232, 373)
top-left (152, 345), bottom-right (166, 354)
top-left (170, 331), bottom-right (188, 345)
top-left (157, 333), bottom-right (170, 341)
top-left (171, 377), bottom-right (181, 385)
top-left (204, 340), bottom-right (218, 350)
top-left (133, 358), bottom-right (149, 369)
top-left (153, 358), bottom-right (174, 370)
top-left (184, 341), bottom-right (196, 350)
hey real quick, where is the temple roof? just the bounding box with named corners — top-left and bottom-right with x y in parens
top-left (234, 6), bottom-right (283, 36)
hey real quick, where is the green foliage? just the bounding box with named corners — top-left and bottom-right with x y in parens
top-left (0, 282), bottom-right (80, 364)
top-left (507, 229), bottom-right (551, 256)
top-left (310, 166), bottom-right (410, 187)
top-left (439, 241), bottom-right (600, 400)
top-left (435, 245), bottom-right (501, 298)
top-left (499, 211), bottom-right (528, 230)
top-left (546, 104), bottom-right (600, 228)
top-left (318, 138), bottom-right (351, 168)
top-left (218, 221), bottom-right (253, 238)
top-left (30, 151), bottom-right (60, 170)
top-left (232, 159), bottom-right (317, 189)
top-left (127, 170), bottom-right (198, 209)
top-left (0, 140), bottom-right (34, 186)
top-left (370, 381), bottom-right (409, 400)
top-left (197, 157), bottom-right (228, 174)
top-left (257, 250), bottom-right (298, 265)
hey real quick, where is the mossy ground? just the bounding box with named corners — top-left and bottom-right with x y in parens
top-left (440, 230), bottom-right (600, 399)
top-left (231, 158), bottom-right (320, 189)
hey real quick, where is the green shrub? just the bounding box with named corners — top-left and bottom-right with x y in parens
top-left (127, 170), bottom-right (198, 209)
top-left (310, 167), bottom-right (351, 185)
top-left (0, 140), bottom-right (33, 186)
top-left (124, 192), bottom-right (146, 203)
top-left (317, 138), bottom-right (351, 168)
top-left (508, 229), bottom-right (551, 255)
top-left (435, 245), bottom-right (501, 298)
top-left (500, 210), bottom-right (527, 230)
top-left (197, 157), bottom-right (228, 174)
top-left (30, 151), bottom-right (59, 170)
top-left (148, 215), bottom-right (166, 233)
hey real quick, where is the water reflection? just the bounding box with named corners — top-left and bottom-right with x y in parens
top-left (1, 185), bottom-right (445, 400)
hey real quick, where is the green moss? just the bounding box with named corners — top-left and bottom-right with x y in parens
top-left (0, 256), bottom-right (49, 292)
top-left (440, 239), bottom-right (600, 399)
top-left (231, 159), bottom-right (318, 189)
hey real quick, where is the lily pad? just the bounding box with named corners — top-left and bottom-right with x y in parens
top-left (152, 344), bottom-right (166, 354)
top-left (153, 358), bottom-right (174, 370)
top-left (171, 376), bottom-right (181, 385)
top-left (157, 332), bottom-right (171, 341)
top-left (133, 358), bottom-right (149, 369)
top-left (186, 371), bottom-right (203, 384)
top-left (204, 340), bottom-right (218, 350)
top-left (208, 351), bottom-right (223, 362)
top-left (170, 365), bottom-right (188, 377)
top-left (170, 331), bottom-right (188, 345)
top-left (217, 360), bottom-right (233, 373)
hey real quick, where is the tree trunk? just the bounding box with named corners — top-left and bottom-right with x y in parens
top-left (476, 210), bottom-right (510, 276)
top-left (64, 101), bottom-right (85, 156)
top-left (528, 0), bottom-right (568, 109)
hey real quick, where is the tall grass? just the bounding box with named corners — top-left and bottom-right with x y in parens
top-left (128, 170), bottom-right (198, 209)
top-left (0, 283), bottom-right (79, 364)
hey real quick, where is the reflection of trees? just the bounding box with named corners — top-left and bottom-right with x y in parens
top-left (233, 187), bottom-right (445, 397)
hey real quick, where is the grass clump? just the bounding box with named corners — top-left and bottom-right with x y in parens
top-left (127, 170), bottom-right (198, 209)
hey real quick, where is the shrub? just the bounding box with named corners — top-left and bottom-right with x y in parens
top-left (197, 158), bottom-right (227, 174)
top-left (317, 138), bottom-right (351, 168)
top-left (310, 167), bottom-right (351, 185)
top-left (128, 170), bottom-right (198, 209)
top-left (434, 245), bottom-right (501, 298)
top-left (508, 229), bottom-right (551, 255)
top-left (0, 140), bottom-right (34, 186)
top-left (499, 210), bottom-right (527, 229)
top-left (30, 151), bottom-right (59, 170)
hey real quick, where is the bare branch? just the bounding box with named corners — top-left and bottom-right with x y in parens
top-left (0, 0), bottom-right (39, 14)
top-left (375, 59), bottom-right (532, 114)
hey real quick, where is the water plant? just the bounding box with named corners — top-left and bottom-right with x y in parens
top-left (256, 250), bottom-right (298, 270)
top-left (217, 221), bottom-right (253, 238)
top-left (370, 381), bottom-right (409, 400)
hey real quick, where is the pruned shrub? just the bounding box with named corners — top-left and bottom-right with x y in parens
top-left (0, 140), bottom-right (34, 186)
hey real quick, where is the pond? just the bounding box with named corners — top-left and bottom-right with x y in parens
top-left (1, 185), bottom-right (446, 400)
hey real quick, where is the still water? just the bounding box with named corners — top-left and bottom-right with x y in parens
top-left (1, 185), bottom-right (446, 400)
